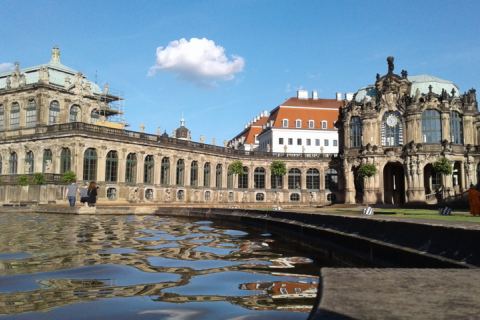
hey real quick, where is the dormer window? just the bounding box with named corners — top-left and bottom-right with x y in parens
top-left (295, 119), bottom-right (302, 128)
top-left (308, 120), bottom-right (314, 129)
top-left (321, 120), bottom-right (327, 129)
top-left (282, 119), bottom-right (289, 128)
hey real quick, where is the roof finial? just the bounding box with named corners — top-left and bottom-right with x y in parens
top-left (51, 46), bottom-right (61, 64)
top-left (180, 112), bottom-right (185, 127)
top-left (387, 56), bottom-right (394, 74)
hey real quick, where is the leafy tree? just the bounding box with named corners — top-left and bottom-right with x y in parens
top-left (62, 171), bottom-right (77, 183)
top-left (228, 160), bottom-right (244, 175)
top-left (358, 163), bottom-right (377, 178)
top-left (270, 160), bottom-right (287, 189)
top-left (18, 175), bottom-right (29, 186)
top-left (433, 157), bottom-right (452, 175)
top-left (33, 173), bottom-right (46, 185)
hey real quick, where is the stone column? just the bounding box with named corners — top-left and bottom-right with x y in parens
top-left (74, 143), bottom-right (83, 181)
top-left (154, 154), bottom-right (161, 185)
top-left (137, 152), bottom-right (145, 184)
top-left (118, 149), bottom-right (127, 184)
top-left (185, 160), bottom-right (192, 187)
top-left (344, 161), bottom-right (356, 204)
top-left (265, 167), bottom-right (271, 189)
top-left (221, 162), bottom-right (227, 189)
top-left (441, 112), bottom-right (450, 142)
top-left (248, 165), bottom-right (254, 189)
top-left (97, 147), bottom-right (107, 183)
top-left (301, 168), bottom-right (307, 190)
top-left (198, 162), bottom-right (204, 187)
top-left (170, 156), bottom-right (177, 186)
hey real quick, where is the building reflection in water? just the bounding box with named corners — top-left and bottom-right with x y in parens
top-left (0, 213), bottom-right (325, 319)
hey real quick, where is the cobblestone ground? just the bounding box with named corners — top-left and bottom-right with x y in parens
top-left (316, 268), bottom-right (480, 319)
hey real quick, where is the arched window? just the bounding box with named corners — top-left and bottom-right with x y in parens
top-left (288, 168), bottom-right (301, 189)
top-left (256, 193), bottom-right (265, 201)
top-left (25, 151), bottom-right (34, 174)
top-left (306, 168), bottom-right (320, 190)
top-left (290, 193), bottom-right (300, 201)
top-left (0, 104), bottom-right (5, 131)
top-left (238, 166), bottom-right (248, 189)
top-left (254, 167), bottom-right (265, 189)
top-left (325, 168), bottom-right (338, 190)
top-left (91, 109), bottom-right (100, 124)
top-left (227, 170), bottom-right (233, 189)
top-left (161, 157), bottom-right (170, 185)
top-left (349, 116), bottom-right (362, 148)
top-left (144, 155), bottom-right (154, 184)
top-left (105, 151), bottom-right (118, 182)
top-left (60, 148), bottom-right (71, 174)
top-left (176, 159), bottom-right (185, 186)
top-left (382, 111), bottom-right (403, 146)
top-left (83, 148), bottom-right (97, 181)
top-left (190, 161), bottom-right (198, 187)
top-left (26, 99), bottom-right (37, 127)
top-left (49, 101), bottom-right (60, 125)
top-left (204, 163), bottom-right (211, 187)
top-left (10, 102), bottom-right (20, 129)
top-left (215, 164), bottom-right (222, 188)
top-left (9, 152), bottom-right (17, 174)
top-left (125, 153), bottom-right (137, 184)
top-left (422, 109), bottom-right (442, 143)
top-left (43, 149), bottom-right (52, 172)
top-left (450, 111), bottom-right (463, 144)
top-left (69, 105), bottom-right (81, 122)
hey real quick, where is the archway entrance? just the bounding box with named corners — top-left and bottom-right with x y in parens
top-left (383, 162), bottom-right (405, 204)
top-left (352, 166), bottom-right (364, 204)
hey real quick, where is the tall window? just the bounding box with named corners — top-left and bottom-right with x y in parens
top-left (161, 157), bottom-right (170, 185)
top-left (254, 167), bottom-right (265, 189)
top-left (60, 148), bottom-right (71, 174)
top-left (0, 105), bottom-right (4, 131)
top-left (144, 155), bottom-right (154, 184)
top-left (204, 162), bottom-right (211, 187)
top-left (215, 164), bottom-right (222, 188)
top-left (105, 151), bottom-right (118, 182)
top-left (125, 153), bottom-right (137, 184)
top-left (382, 111), bottom-right (402, 146)
top-left (306, 168), bottom-right (320, 190)
top-left (282, 119), bottom-right (288, 128)
top-left (325, 168), bottom-right (338, 190)
top-left (349, 116), bottom-right (362, 147)
top-left (422, 109), bottom-right (442, 143)
top-left (238, 166), bottom-right (248, 189)
top-left (295, 119), bottom-right (302, 128)
top-left (69, 105), bottom-right (81, 122)
top-left (43, 149), bottom-right (53, 172)
top-left (190, 161), bottom-right (198, 187)
top-left (26, 99), bottom-right (37, 127)
top-left (9, 152), bottom-right (17, 174)
top-left (91, 109), bottom-right (100, 124)
top-left (25, 151), bottom-right (34, 174)
top-left (10, 102), bottom-right (20, 129)
top-left (288, 168), bottom-right (301, 189)
top-left (176, 159), bottom-right (185, 186)
top-left (450, 111), bottom-right (463, 144)
top-left (83, 148), bottom-right (97, 181)
top-left (308, 120), bottom-right (314, 128)
top-left (49, 101), bottom-right (60, 124)
top-left (321, 120), bottom-right (327, 129)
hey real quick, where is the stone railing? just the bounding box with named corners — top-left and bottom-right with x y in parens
top-left (0, 173), bottom-right (65, 185)
top-left (2, 122), bottom-right (341, 160)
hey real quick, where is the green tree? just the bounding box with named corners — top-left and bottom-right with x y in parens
top-left (62, 171), bottom-right (77, 183)
top-left (33, 173), bottom-right (46, 185)
top-left (433, 157), bottom-right (452, 175)
top-left (358, 163), bottom-right (377, 178)
top-left (270, 160), bottom-right (287, 189)
top-left (18, 175), bottom-right (29, 186)
top-left (228, 160), bottom-right (244, 175)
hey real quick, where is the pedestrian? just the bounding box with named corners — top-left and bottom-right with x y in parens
top-left (79, 183), bottom-right (89, 206)
top-left (468, 184), bottom-right (480, 216)
top-left (65, 180), bottom-right (78, 207)
top-left (87, 181), bottom-right (98, 207)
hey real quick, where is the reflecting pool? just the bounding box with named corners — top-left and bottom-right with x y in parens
top-left (0, 213), bottom-right (341, 319)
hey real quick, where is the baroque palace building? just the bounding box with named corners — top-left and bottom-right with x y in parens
top-left (0, 48), bottom-right (342, 206)
top-left (340, 56), bottom-right (479, 205)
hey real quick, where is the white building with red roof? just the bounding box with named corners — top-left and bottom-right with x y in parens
top-left (237, 90), bottom-right (344, 154)
top-left (228, 110), bottom-right (270, 151)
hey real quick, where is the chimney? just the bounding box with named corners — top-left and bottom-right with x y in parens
top-left (346, 93), bottom-right (354, 101)
top-left (312, 90), bottom-right (319, 100)
top-left (297, 89), bottom-right (308, 99)
top-left (336, 92), bottom-right (343, 101)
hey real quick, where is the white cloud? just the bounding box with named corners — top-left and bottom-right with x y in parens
top-left (148, 38), bottom-right (245, 86)
top-left (0, 62), bottom-right (14, 73)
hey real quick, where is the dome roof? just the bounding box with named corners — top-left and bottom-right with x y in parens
top-left (408, 74), bottom-right (460, 97)
top-left (354, 86), bottom-right (377, 103)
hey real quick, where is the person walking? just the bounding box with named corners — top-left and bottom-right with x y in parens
top-left (87, 181), bottom-right (98, 207)
top-left (79, 183), bottom-right (89, 206)
top-left (65, 180), bottom-right (78, 207)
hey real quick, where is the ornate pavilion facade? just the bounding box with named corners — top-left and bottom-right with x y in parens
top-left (340, 57), bottom-right (479, 204)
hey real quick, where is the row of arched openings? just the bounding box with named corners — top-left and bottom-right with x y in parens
top-left (349, 110), bottom-right (464, 147)
top-left (2, 148), bottom-right (71, 174)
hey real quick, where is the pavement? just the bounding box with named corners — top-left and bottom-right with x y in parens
top-left (314, 268), bottom-right (480, 319)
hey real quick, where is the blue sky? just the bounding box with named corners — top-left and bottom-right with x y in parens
top-left (1, 0), bottom-right (479, 143)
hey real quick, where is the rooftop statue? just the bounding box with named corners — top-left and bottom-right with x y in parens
top-left (387, 56), bottom-right (394, 74)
